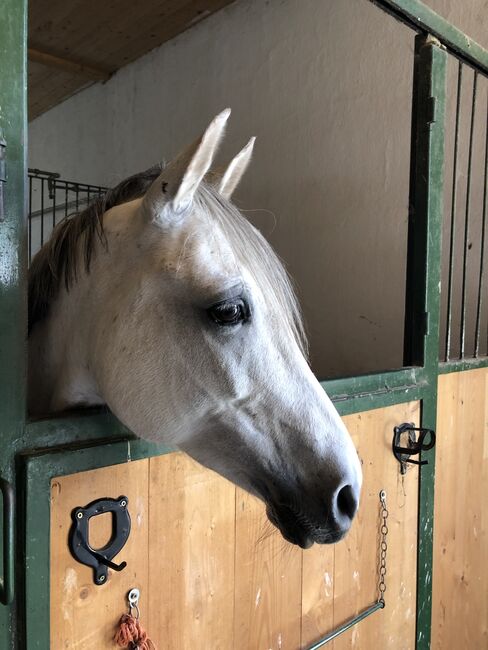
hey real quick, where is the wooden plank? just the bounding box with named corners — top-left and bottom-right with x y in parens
top-left (302, 401), bottom-right (420, 649)
top-left (50, 459), bottom-right (150, 649)
top-left (28, 0), bottom-right (236, 119)
top-left (301, 542), bottom-right (335, 646)
top-left (432, 368), bottom-right (488, 649)
top-left (147, 452), bottom-right (235, 649)
top-left (28, 48), bottom-right (111, 80)
top-left (234, 488), bottom-right (302, 650)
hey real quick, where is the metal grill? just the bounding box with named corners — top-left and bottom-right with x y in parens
top-left (440, 59), bottom-right (488, 362)
top-left (28, 169), bottom-right (106, 263)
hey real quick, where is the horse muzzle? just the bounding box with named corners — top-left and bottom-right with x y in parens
top-left (265, 481), bottom-right (360, 549)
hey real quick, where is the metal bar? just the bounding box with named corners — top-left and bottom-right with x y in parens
top-left (27, 168), bottom-right (60, 179)
top-left (64, 184), bottom-right (68, 219)
top-left (371, 0), bottom-right (488, 76)
top-left (405, 35), bottom-right (447, 650)
top-left (439, 355), bottom-right (488, 374)
top-left (28, 174), bottom-right (32, 262)
top-left (306, 602), bottom-right (385, 649)
top-left (51, 180), bottom-right (56, 229)
top-left (323, 366), bottom-right (426, 398)
top-left (40, 177), bottom-right (44, 247)
top-left (459, 72), bottom-right (478, 359)
top-left (474, 95), bottom-right (488, 357)
top-left (0, 478), bottom-right (14, 605)
top-left (445, 62), bottom-right (463, 361)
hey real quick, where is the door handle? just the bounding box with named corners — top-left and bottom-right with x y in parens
top-left (0, 477), bottom-right (14, 605)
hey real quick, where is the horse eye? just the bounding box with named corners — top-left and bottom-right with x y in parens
top-left (208, 299), bottom-right (249, 326)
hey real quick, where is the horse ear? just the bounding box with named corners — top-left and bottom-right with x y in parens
top-left (143, 108), bottom-right (231, 223)
top-left (217, 137), bottom-right (255, 199)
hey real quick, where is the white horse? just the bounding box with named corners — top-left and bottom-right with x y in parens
top-left (28, 110), bottom-right (362, 548)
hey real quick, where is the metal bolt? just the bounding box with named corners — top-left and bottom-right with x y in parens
top-left (99, 575), bottom-right (105, 582)
top-left (76, 511), bottom-right (83, 519)
top-left (120, 499), bottom-right (127, 507)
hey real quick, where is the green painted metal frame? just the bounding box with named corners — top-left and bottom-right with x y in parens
top-left (372, 0), bottom-right (488, 75)
top-left (404, 35), bottom-right (447, 650)
top-left (0, 0), bottom-right (27, 647)
top-left (0, 0), bottom-right (487, 648)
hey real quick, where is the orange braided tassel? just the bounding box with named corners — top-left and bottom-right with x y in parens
top-left (114, 613), bottom-right (156, 650)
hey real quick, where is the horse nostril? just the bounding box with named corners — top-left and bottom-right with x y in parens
top-left (336, 484), bottom-right (358, 521)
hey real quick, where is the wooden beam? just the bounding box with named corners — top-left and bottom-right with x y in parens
top-left (28, 47), bottom-right (111, 82)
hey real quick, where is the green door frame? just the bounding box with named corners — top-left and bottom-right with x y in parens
top-left (0, 1), bottom-right (27, 648)
top-left (1, 0), bottom-right (488, 649)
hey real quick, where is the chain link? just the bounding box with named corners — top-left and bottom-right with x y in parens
top-left (377, 489), bottom-right (389, 605)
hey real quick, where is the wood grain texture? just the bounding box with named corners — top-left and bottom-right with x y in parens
top-left (302, 401), bottom-right (420, 650)
top-left (148, 452), bottom-right (236, 650)
top-left (51, 402), bottom-right (421, 649)
top-left (50, 459), bottom-right (149, 649)
top-left (432, 368), bottom-right (488, 650)
top-left (28, 0), bottom-right (236, 118)
top-left (234, 488), bottom-right (303, 650)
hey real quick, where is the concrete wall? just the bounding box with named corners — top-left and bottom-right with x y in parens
top-left (28, 0), bottom-right (488, 378)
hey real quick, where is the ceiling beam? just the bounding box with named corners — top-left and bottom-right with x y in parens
top-left (28, 47), bottom-right (111, 82)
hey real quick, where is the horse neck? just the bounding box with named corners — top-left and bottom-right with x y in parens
top-left (28, 270), bottom-right (105, 415)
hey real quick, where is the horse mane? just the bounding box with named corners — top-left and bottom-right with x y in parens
top-left (28, 166), bottom-right (308, 357)
top-left (28, 165), bottom-right (162, 333)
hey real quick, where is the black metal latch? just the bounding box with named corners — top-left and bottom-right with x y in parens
top-left (0, 131), bottom-right (6, 222)
top-left (392, 422), bottom-right (436, 475)
top-left (69, 496), bottom-right (131, 585)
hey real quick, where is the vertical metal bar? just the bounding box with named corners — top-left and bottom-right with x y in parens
top-left (459, 71), bottom-right (478, 359)
top-left (474, 94), bottom-right (488, 357)
top-left (75, 185), bottom-right (79, 212)
top-left (40, 177), bottom-right (44, 248)
top-left (64, 183), bottom-right (68, 219)
top-left (445, 62), bottom-right (463, 361)
top-left (52, 180), bottom-right (56, 229)
top-left (405, 35), bottom-right (447, 650)
top-left (28, 174), bottom-right (32, 262)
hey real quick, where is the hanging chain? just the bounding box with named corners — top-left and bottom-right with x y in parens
top-left (377, 489), bottom-right (389, 606)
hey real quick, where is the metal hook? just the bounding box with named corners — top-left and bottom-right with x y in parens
top-left (392, 422), bottom-right (436, 474)
top-left (128, 588), bottom-right (140, 619)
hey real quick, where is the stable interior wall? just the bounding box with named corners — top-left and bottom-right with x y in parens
top-left (28, 0), bottom-right (488, 379)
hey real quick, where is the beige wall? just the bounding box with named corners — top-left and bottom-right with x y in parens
top-left (28, 0), bottom-right (488, 378)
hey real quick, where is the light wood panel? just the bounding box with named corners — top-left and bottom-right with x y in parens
top-left (148, 453), bottom-right (236, 649)
top-left (50, 459), bottom-right (150, 649)
top-left (432, 368), bottom-right (488, 650)
top-left (302, 402), bottom-right (420, 650)
top-left (51, 401), bottom-right (420, 649)
top-left (28, 0), bottom-right (236, 119)
top-left (234, 489), bottom-right (303, 650)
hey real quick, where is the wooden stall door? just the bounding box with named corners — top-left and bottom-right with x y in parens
top-left (431, 367), bottom-right (488, 649)
top-left (51, 402), bottom-right (419, 649)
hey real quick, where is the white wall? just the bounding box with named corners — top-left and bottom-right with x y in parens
top-left (28, 0), bottom-right (488, 377)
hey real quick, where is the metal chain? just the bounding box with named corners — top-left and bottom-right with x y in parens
top-left (377, 489), bottom-right (389, 606)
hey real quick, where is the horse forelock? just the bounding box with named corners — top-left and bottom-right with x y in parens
top-left (28, 167), bottom-right (308, 359)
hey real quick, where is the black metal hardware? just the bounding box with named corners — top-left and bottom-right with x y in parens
top-left (0, 131), bottom-right (6, 222)
top-left (0, 477), bottom-right (14, 605)
top-left (69, 496), bottom-right (130, 585)
top-left (392, 422), bottom-right (436, 474)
